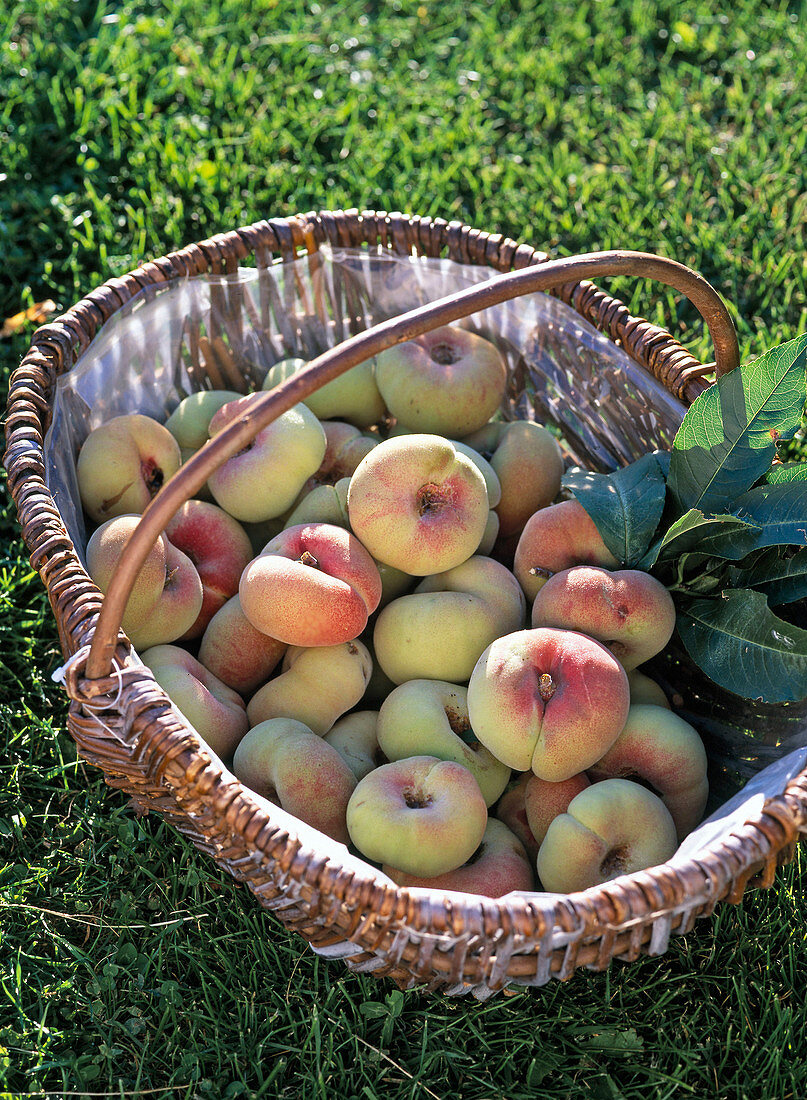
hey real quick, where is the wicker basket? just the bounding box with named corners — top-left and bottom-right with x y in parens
top-left (5, 209), bottom-right (807, 997)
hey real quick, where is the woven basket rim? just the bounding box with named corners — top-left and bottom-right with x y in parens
top-left (5, 208), bottom-right (807, 993)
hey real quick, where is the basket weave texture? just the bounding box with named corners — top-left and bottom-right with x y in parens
top-left (5, 209), bottom-right (807, 997)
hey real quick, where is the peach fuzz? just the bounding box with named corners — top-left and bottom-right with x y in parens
top-left (246, 639), bottom-right (372, 734)
top-left (198, 594), bottom-right (286, 696)
top-left (536, 778), bottom-right (678, 894)
top-left (530, 566), bottom-right (677, 672)
top-left (523, 772), bottom-right (591, 847)
top-left (323, 711), bottom-right (383, 781)
top-left (494, 774), bottom-right (541, 862)
top-left (373, 555), bottom-right (526, 685)
top-left (462, 420), bottom-right (564, 539)
top-left (301, 421), bottom-right (377, 492)
top-left (374, 325), bottom-right (507, 438)
top-left (232, 718), bottom-right (357, 844)
top-left (206, 394), bottom-right (326, 523)
top-left (383, 818), bottom-right (535, 897)
top-left (587, 704), bottom-right (709, 840)
top-left (239, 523), bottom-right (382, 647)
top-left (164, 390), bottom-right (242, 452)
top-left (164, 499), bottom-right (254, 639)
top-left (347, 434), bottom-right (489, 576)
top-left (86, 515), bottom-right (203, 651)
top-left (140, 644), bottom-right (248, 759)
top-left (262, 355), bottom-right (387, 429)
top-left (513, 498), bottom-right (620, 602)
top-left (627, 669), bottom-right (671, 709)
top-left (76, 413), bottom-right (182, 524)
top-left (345, 756), bottom-right (488, 877)
top-left (377, 679), bottom-right (511, 807)
top-left (466, 628), bottom-right (630, 782)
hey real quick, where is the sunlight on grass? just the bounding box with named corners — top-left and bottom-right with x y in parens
top-left (2, 1), bottom-right (806, 1096)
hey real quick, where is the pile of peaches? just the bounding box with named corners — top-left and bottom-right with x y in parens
top-left (77, 324), bottom-right (708, 897)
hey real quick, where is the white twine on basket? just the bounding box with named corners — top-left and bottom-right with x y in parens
top-left (52, 644), bottom-right (145, 747)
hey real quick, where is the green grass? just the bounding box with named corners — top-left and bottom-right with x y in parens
top-left (2, 0), bottom-right (807, 1096)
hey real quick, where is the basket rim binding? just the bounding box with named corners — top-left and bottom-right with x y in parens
top-left (5, 209), bottom-right (807, 995)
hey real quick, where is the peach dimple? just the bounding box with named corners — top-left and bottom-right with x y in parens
top-left (347, 435), bottom-right (489, 576)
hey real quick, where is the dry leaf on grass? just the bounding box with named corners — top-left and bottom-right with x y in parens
top-left (1, 299), bottom-right (58, 338)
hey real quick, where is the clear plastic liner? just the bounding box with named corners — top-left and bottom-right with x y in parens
top-left (45, 245), bottom-right (687, 564)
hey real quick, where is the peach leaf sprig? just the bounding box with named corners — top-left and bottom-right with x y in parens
top-left (562, 332), bottom-right (807, 704)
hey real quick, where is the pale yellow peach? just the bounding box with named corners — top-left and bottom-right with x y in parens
top-left (77, 413), bottom-right (182, 524)
top-left (377, 679), bottom-right (510, 806)
top-left (323, 711), bottom-right (382, 780)
top-left (346, 755), bottom-right (488, 876)
top-left (373, 555), bottom-right (526, 684)
top-left (374, 325), bottom-right (507, 437)
top-left (246, 639), bottom-right (373, 734)
top-left (206, 395), bottom-right (326, 523)
top-left (536, 778), bottom-right (678, 893)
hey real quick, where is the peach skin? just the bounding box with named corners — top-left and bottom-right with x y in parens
top-left (140, 643), bottom-right (248, 760)
top-left (530, 566), bottom-right (677, 671)
top-left (383, 818), bottom-right (534, 897)
top-left (462, 420), bottom-right (564, 540)
top-left (377, 679), bottom-right (511, 806)
top-left (164, 499), bottom-right (254, 639)
top-left (513, 498), bottom-right (620, 602)
top-left (197, 594), bottom-right (287, 696)
top-left (373, 554), bottom-right (526, 685)
top-left (239, 522), bottom-right (382, 647)
top-left (86, 514), bottom-right (203, 651)
top-left (233, 717), bottom-right (357, 844)
top-left (246, 639), bottom-right (373, 734)
top-left (587, 704), bottom-right (709, 840)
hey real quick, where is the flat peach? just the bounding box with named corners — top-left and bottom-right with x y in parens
top-left (239, 522), bottom-right (382, 647)
top-left (467, 628), bottom-right (630, 782)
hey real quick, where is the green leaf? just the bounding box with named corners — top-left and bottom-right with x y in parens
top-left (562, 452), bottom-right (668, 566)
top-left (764, 461), bottom-right (807, 485)
top-left (652, 508), bottom-right (761, 566)
top-left (730, 546), bottom-right (807, 605)
top-left (668, 333), bottom-right (807, 515)
top-left (730, 481), bottom-right (807, 551)
top-left (676, 589), bottom-right (807, 702)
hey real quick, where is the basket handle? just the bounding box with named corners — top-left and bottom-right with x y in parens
top-left (84, 248), bottom-right (738, 680)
